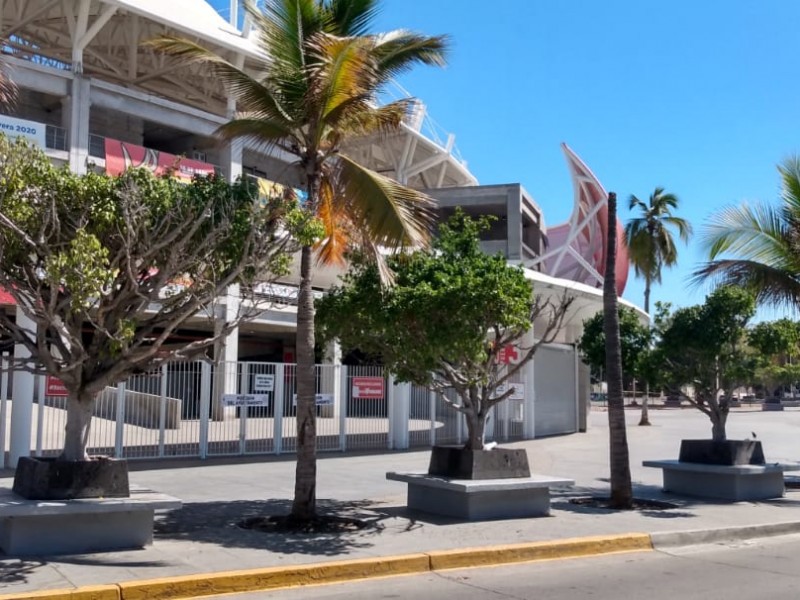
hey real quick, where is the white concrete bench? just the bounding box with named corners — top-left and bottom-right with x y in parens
top-left (0, 486), bottom-right (181, 556)
top-left (643, 460), bottom-right (800, 501)
top-left (386, 472), bottom-right (574, 520)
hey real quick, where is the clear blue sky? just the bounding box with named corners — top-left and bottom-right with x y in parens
top-left (208, 0), bottom-right (800, 317)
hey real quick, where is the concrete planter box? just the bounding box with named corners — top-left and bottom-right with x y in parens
top-left (12, 456), bottom-right (130, 500)
top-left (428, 446), bottom-right (531, 480)
top-left (678, 439), bottom-right (764, 466)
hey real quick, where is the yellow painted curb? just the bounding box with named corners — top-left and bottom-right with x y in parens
top-left (428, 533), bottom-right (653, 571)
top-left (1, 534), bottom-right (655, 600)
top-left (118, 553), bottom-right (430, 600)
top-left (0, 585), bottom-right (120, 600)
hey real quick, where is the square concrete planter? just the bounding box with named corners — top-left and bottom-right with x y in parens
top-left (12, 456), bottom-right (130, 500)
top-left (427, 445), bottom-right (531, 480)
top-left (678, 439), bottom-right (764, 466)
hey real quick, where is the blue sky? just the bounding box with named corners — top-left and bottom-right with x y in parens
top-left (208, 1), bottom-right (800, 317)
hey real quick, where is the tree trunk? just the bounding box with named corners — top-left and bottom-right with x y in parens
top-left (464, 410), bottom-right (486, 451)
top-left (291, 244), bottom-right (317, 520)
top-left (643, 277), bottom-right (651, 316)
top-left (603, 192), bottom-right (633, 509)
top-left (710, 409), bottom-right (728, 442)
top-left (639, 383), bottom-right (651, 426)
top-left (62, 391), bottom-right (95, 461)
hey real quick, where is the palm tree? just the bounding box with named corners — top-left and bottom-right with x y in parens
top-left (603, 192), bottom-right (633, 509)
top-left (693, 157), bottom-right (800, 309)
top-left (625, 188), bottom-right (692, 315)
top-left (153, 0), bottom-right (446, 521)
top-left (0, 50), bottom-right (17, 107)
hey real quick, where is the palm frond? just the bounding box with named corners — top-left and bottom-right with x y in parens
top-left (216, 118), bottom-right (298, 155)
top-left (328, 99), bottom-right (409, 142)
top-left (691, 259), bottom-right (800, 311)
top-left (334, 154), bottom-right (436, 251)
top-left (326, 0), bottom-right (380, 36)
top-left (372, 30), bottom-right (449, 82)
top-left (779, 156), bottom-right (800, 214)
top-left (701, 202), bottom-right (789, 262)
top-left (315, 177), bottom-right (351, 265)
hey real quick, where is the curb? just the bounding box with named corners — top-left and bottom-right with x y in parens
top-left (0, 533), bottom-right (651, 600)
top-left (650, 520), bottom-right (800, 549)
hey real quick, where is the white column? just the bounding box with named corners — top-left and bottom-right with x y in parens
top-left (323, 340), bottom-right (342, 419)
top-left (10, 307), bottom-right (36, 468)
top-left (522, 328), bottom-right (537, 439)
top-left (389, 379), bottom-right (410, 450)
top-left (66, 76), bottom-right (91, 175)
top-left (223, 139), bottom-right (243, 183)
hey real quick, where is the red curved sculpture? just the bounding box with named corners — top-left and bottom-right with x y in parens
top-left (539, 144), bottom-right (629, 294)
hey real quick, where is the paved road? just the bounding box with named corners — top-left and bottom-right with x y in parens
top-left (224, 535), bottom-right (800, 600)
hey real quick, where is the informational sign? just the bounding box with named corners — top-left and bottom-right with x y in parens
top-left (496, 383), bottom-right (525, 401)
top-left (45, 376), bottom-right (69, 397)
top-left (104, 138), bottom-right (216, 183)
top-left (292, 393), bottom-right (334, 406)
top-left (222, 394), bottom-right (270, 407)
top-left (351, 376), bottom-right (384, 399)
top-left (253, 374), bottom-right (274, 393)
top-left (0, 115), bottom-right (46, 147)
top-left (496, 345), bottom-right (521, 365)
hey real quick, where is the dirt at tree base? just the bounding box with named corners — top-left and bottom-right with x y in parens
top-left (568, 497), bottom-right (678, 511)
top-left (237, 514), bottom-right (375, 534)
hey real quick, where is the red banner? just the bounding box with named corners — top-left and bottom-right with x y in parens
top-left (104, 138), bottom-right (216, 183)
top-left (46, 376), bottom-right (68, 397)
top-left (351, 376), bottom-right (384, 399)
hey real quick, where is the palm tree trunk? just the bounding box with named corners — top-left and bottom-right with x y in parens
top-left (643, 276), bottom-right (651, 315)
top-left (603, 192), bottom-right (633, 509)
top-left (639, 383), bottom-right (651, 426)
top-left (291, 243), bottom-right (317, 520)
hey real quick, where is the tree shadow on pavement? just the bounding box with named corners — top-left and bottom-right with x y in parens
top-left (0, 558), bottom-right (45, 585)
top-left (551, 483), bottom-right (698, 519)
top-left (154, 499), bottom-right (388, 557)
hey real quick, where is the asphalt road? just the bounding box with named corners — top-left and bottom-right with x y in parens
top-left (221, 535), bottom-right (800, 600)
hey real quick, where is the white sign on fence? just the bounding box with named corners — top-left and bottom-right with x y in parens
top-left (292, 393), bottom-right (335, 406)
top-left (0, 115), bottom-right (47, 147)
top-left (253, 374), bottom-right (274, 392)
top-left (222, 394), bottom-right (270, 407)
top-left (496, 383), bottom-right (525, 400)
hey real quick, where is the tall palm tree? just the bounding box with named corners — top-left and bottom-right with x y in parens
top-left (603, 192), bottom-right (633, 509)
top-left (693, 157), bottom-right (800, 309)
top-left (153, 0), bottom-right (446, 521)
top-left (0, 50), bottom-right (17, 107)
top-left (625, 188), bottom-right (692, 314)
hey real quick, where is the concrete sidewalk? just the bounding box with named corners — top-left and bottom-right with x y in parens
top-left (3, 407), bottom-right (800, 598)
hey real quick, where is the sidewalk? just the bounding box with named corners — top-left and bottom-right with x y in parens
top-left (3, 407), bottom-right (800, 598)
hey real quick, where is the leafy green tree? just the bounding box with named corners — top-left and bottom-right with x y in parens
top-left (153, 0), bottom-right (447, 521)
top-left (625, 188), bottom-right (692, 314)
top-left (749, 319), bottom-right (800, 397)
top-left (693, 158), bottom-right (800, 309)
top-left (603, 192), bottom-right (632, 509)
top-left (654, 287), bottom-right (756, 441)
top-left (579, 307), bottom-right (651, 383)
top-left (0, 138), bottom-right (292, 461)
top-left (317, 212), bottom-right (573, 451)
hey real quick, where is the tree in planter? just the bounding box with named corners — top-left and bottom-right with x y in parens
top-left (748, 319), bottom-right (800, 398)
top-left (316, 212), bottom-right (574, 452)
top-left (153, 0), bottom-right (446, 521)
top-left (578, 306), bottom-right (651, 411)
top-left (0, 138), bottom-right (293, 464)
top-left (653, 286), bottom-right (756, 441)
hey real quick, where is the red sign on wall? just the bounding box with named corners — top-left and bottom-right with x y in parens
top-left (351, 376), bottom-right (384, 399)
top-left (496, 345), bottom-right (521, 365)
top-left (45, 376), bottom-right (68, 397)
top-left (104, 138), bottom-right (216, 183)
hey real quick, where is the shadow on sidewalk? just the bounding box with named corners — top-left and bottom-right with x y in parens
top-left (154, 499), bottom-right (388, 557)
top-left (550, 483), bottom-right (698, 519)
top-left (0, 558), bottom-right (45, 585)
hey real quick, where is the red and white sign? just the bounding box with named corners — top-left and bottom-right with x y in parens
top-left (496, 345), bottom-right (521, 365)
top-left (352, 376), bottom-right (384, 399)
top-left (45, 376), bottom-right (68, 397)
top-left (104, 138), bottom-right (216, 183)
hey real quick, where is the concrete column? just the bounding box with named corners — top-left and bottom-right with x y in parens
top-left (211, 286), bottom-right (240, 421)
top-left (506, 187), bottom-right (522, 261)
top-left (10, 307), bottom-right (36, 468)
top-left (322, 340), bottom-right (342, 419)
top-left (66, 76), bottom-right (91, 174)
top-left (522, 327), bottom-right (536, 439)
top-left (389, 378), bottom-right (410, 450)
top-left (222, 139), bottom-right (243, 183)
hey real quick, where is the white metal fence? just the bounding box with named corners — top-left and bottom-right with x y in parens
top-left (0, 349), bottom-right (575, 465)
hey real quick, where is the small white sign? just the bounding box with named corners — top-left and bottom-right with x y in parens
top-left (0, 115), bottom-right (47, 147)
top-left (253, 374), bottom-right (274, 392)
top-left (223, 394), bottom-right (270, 407)
top-left (292, 393), bottom-right (335, 406)
top-left (496, 383), bottom-right (525, 401)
